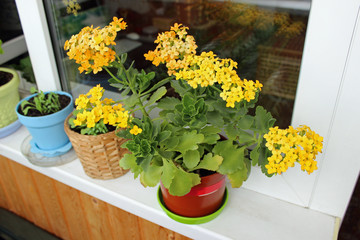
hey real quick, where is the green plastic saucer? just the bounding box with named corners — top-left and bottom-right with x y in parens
top-left (157, 187), bottom-right (228, 224)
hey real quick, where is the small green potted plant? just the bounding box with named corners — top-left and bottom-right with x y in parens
top-left (16, 87), bottom-right (74, 160)
top-left (65, 19), bottom-right (323, 224)
top-left (0, 39), bottom-right (21, 137)
top-left (64, 84), bottom-right (130, 180)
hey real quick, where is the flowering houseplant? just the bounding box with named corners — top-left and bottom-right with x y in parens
top-left (68, 84), bottom-right (129, 135)
top-left (63, 84), bottom-right (131, 179)
top-left (65, 18), bottom-right (323, 197)
top-left (119, 23), bottom-right (323, 197)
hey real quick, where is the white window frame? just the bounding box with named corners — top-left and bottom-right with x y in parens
top-left (15, 0), bottom-right (360, 218)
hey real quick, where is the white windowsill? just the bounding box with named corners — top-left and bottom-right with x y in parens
top-left (0, 126), bottom-right (337, 240)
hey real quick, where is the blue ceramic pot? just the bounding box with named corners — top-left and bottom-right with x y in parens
top-left (16, 91), bottom-right (74, 151)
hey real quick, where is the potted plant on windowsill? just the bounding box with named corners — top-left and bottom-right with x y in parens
top-left (64, 18), bottom-right (323, 224)
top-left (16, 87), bottom-right (74, 164)
top-left (0, 39), bottom-right (22, 138)
top-left (64, 85), bottom-right (130, 180)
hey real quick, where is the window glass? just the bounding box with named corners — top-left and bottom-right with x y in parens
top-left (44, 0), bottom-right (310, 128)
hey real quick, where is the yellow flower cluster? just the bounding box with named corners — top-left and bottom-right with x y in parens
top-left (144, 23), bottom-right (197, 75)
top-left (62, 0), bottom-right (81, 16)
top-left (146, 23), bottom-right (262, 108)
top-left (207, 2), bottom-right (305, 38)
top-left (174, 51), bottom-right (263, 107)
top-left (64, 17), bottom-right (127, 74)
top-left (264, 125), bottom-right (323, 175)
top-left (73, 85), bottom-right (129, 129)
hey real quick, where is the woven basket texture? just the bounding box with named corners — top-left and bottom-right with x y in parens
top-left (64, 114), bottom-right (129, 180)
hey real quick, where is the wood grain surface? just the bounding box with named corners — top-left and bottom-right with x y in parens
top-left (0, 155), bottom-right (191, 240)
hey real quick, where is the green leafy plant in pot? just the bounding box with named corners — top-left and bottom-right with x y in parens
top-left (0, 39), bottom-right (21, 138)
top-left (16, 87), bottom-right (74, 163)
top-left (65, 19), bottom-right (324, 223)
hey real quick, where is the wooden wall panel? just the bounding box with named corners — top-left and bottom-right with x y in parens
top-left (0, 155), bottom-right (191, 240)
top-left (7, 160), bottom-right (51, 231)
top-left (31, 169), bottom-right (72, 239)
top-left (0, 169), bottom-right (9, 209)
top-left (53, 181), bottom-right (91, 240)
top-left (107, 201), bottom-right (142, 240)
top-left (78, 193), bottom-right (113, 240)
top-left (0, 157), bottom-right (27, 218)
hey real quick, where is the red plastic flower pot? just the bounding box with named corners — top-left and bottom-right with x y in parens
top-left (160, 172), bottom-right (226, 218)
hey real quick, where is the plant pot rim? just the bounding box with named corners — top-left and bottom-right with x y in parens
top-left (64, 113), bottom-right (126, 138)
top-left (16, 91), bottom-right (73, 120)
top-left (157, 187), bottom-right (228, 224)
top-left (0, 67), bottom-right (19, 95)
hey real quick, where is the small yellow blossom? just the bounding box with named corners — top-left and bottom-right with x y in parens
top-left (130, 125), bottom-right (142, 135)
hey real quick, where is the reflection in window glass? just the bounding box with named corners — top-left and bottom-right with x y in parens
top-left (44, 0), bottom-right (310, 128)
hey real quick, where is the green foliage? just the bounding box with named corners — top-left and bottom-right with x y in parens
top-left (107, 53), bottom-right (170, 116)
top-left (0, 40), bottom-right (3, 54)
top-left (20, 87), bottom-right (62, 116)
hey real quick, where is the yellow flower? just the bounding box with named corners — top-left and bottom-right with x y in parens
top-left (130, 125), bottom-right (142, 135)
top-left (264, 125), bottom-right (323, 175)
top-left (64, 18), bottom-right (127, 74)
top-left (73, 85), bottom-right (130, 130)
top-left (145, 23), bottom-right (197, 75)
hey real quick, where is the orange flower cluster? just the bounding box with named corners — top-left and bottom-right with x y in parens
top-left (64, 17), bottom-right (127, 74)
top-left (144, 23), bottom-right (197, 75)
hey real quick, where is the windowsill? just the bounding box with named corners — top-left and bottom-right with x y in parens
top-left (0, 126), bottom-right (337, 240)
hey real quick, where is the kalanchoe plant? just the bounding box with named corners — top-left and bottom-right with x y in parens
top-left (65, 19), bottom-right (324, 197)
top-left (20, 87), bottom-right (62, 116)
top-left (119, 22), bottom-right (323, 196)
top-left (68, 84), bottom-right (131, 135)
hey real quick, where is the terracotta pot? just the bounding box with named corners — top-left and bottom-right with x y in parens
top-left (160, 172), bottom-right (226, 217)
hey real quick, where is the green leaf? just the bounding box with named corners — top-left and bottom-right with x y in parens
top-left (213, 140), bottom-right (246, 174)
top-left (123, 140), bottom-right (140, 154)
top-left (120, 154), bottom-right (142, 178)
top-left (160, 159), bottom-right (176, 189)
top-left (157, 130), bottom-right (171, 143)
top-left (120, 53), bottom-right (128, 63)
top-left (157, 97), bottom-right (181, 110)
top-left (144, 86), bottom-right (167, 107)
top-left (122, 94), bottom-right (139, 109)
top-left (167, 164), bottom-right (201, 196)
top-left (170, 79), bottom-right (189, 96)
top-left (227, 168), bottom-right (248, 188)
top-left (254, 106), bottom-right (276, 133)
top-left (200, 126), bottom-right (221, 135)
top-left (224, 125), bottom-right (238, 141)
top-left (237, 129), bottom-right (255, 143)
top-left (250, 144), bottom-right (260, 166)
top-left (141, 77), bottom-right (172, 96)
top-left (237, 115), bottom-right (254, 129)
top-left (170, 130), bottom-right (204, 153)
top-left (183, 150), bottom-right (200, 169)
top-left (140, 165), bottom-right (162, 187)
top-left (207, 111), bottom-right (225, 127)
top-left (192, 153), bottom-right (223, 171)
top-left (200, 126), bottom-right (221, 144)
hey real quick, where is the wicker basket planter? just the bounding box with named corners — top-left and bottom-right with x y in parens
top-left (64, 114), bottom-right (129, 180)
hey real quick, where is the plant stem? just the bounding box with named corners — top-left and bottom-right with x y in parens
top-left (105, 62), bottom-right (149, 118)
top-left (210, 84), bottom-right (222, 93)
top-left (103, 66), bottom-right (124, 84)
